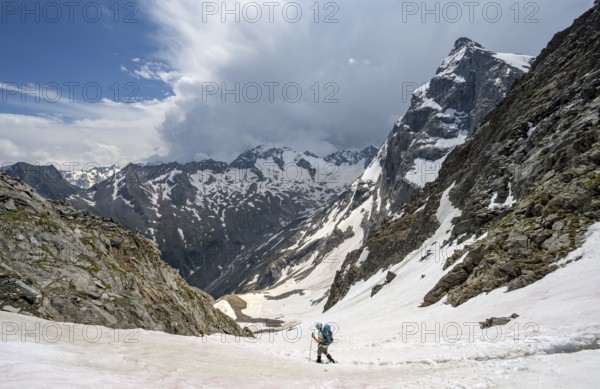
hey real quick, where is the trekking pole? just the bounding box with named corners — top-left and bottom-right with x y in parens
top-left (308, 330), bottom-right (314, 361)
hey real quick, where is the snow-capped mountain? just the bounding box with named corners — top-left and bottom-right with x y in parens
top-left (380, 38), bottom-right (534, 213)
top-left (321, 11), bottom-right (600, 311)
top-left (68, 146), bottom-right (378, 296)
top-left (234, 38), bottom-right (534, 296)
top-left (62, 165), bottom-right (122, 189)
top-left (212, 8), bottom-right (600, 384)
top-left (2, 4), bottom-right (600, 387)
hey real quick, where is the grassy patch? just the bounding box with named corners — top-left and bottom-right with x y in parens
top-left (583, 173), bottom-right (600, 191)
top-left (76, 254), bottom-right (100, 274)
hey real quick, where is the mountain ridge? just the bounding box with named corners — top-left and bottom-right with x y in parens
top-left (5, 145), bottom-right (379, 297)
top-left (325, 4), bottom-right (600, 310)
top-left (0, 173), bottom-right (244, 336)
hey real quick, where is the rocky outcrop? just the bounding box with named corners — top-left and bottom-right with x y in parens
top-left (328, 2), bottom-right (600, 310)
top-left (0, 173), bottom-right (244, 336)
top-left (422, 3), bottom-right (600, 307)
top-left (479, 314), bottom-right (520, 329)
top-left (371, 271), bottom-right (397, 297)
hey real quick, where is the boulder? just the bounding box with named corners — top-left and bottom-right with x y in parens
top-left (479, 313), bottom-right (520, 328)
top-left (2, 305), bottom-right (21, 313)
top-left (542, 234), bottom-right (571, 254)
top-left (15, 280), bottom-right (41, 304)
top-left (386, 271), bottom-right (397, 283)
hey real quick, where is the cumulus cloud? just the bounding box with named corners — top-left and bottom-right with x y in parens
top-left (143, 0), bottom-right (594, 163)
top-left (0, 0), bottom-right (594, 165)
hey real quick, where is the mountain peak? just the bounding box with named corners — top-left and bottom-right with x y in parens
top-left (323, 146), bottom-right (379, 167)
top-left (249, 145), bottom-right (290, 154)
top-left (428, 37), bottom-right (532, 90)
top-left (8, 162), bottom-right (61, 177)
top-left (453, 37), bottom-right (483, 51)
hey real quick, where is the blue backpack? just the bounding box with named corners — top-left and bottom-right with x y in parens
top-left (321, 324), bottom-right (333, 345)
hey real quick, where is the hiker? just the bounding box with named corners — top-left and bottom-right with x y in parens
top-left (313, 322), bottom-right (336, 364)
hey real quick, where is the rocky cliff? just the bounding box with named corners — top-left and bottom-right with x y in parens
top-left (326, 2), bottom-right (600, 310)
top-left (0, 173), bottom-right (244, 336)
top-left (380, 38), bottom-right (533, 213)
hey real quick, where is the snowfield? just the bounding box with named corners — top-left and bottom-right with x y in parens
top-left (2, 223), bottom-right (600, 387)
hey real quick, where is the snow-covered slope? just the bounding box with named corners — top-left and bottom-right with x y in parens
top-left (2, 222), bottom-right (599, 388)
top-left (62, 165), bottom-right (122, 189)
top-left (222, 4), bottom-right (600, 378)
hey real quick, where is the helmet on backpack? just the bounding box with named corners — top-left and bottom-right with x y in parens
top-left (315, 322), bottom-right (323, 330)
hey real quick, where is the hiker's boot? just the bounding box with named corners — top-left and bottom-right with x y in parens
top-left (327, 354), bottom-right (336, 363)
top-left (316, 356), bottom-right (322, 364)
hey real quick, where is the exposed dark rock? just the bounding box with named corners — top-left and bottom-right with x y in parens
top-left (479, 314), bottom-right (520, 329)
top-left (386, 271), bottom-right (397, 283)
top-left (371, 271), bottom-right (398, 297)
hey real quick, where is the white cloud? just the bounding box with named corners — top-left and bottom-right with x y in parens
top-left (0, 138), bottom-right (22, 158)
top-left (140, 0), bottom-right (593, 163)
top-left (127, 61), bottom-right (180, 84)
top-left (0, 0), bottom-right (593, 165)
top-left (0, 97), bottom-right (171, 166)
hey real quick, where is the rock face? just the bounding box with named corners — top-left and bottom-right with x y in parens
top-left (328, 3), bottom-right (600, 310)
top-left (236, 39), bottom-right (532, 296)
top-left (0, 173), bottom-right (243, 336)
top-left (381, 37), bottom-right (533, 213)
top-left (371, 271), bottom-right (397, 297)
top-left (479, 314), bottom-right (520, 329)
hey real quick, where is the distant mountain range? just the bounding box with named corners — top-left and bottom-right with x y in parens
top-left (4, 146), bottom-right (378, 296)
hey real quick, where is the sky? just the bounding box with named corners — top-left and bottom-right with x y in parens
top-left (0, 0), bottom-right (594, 167)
